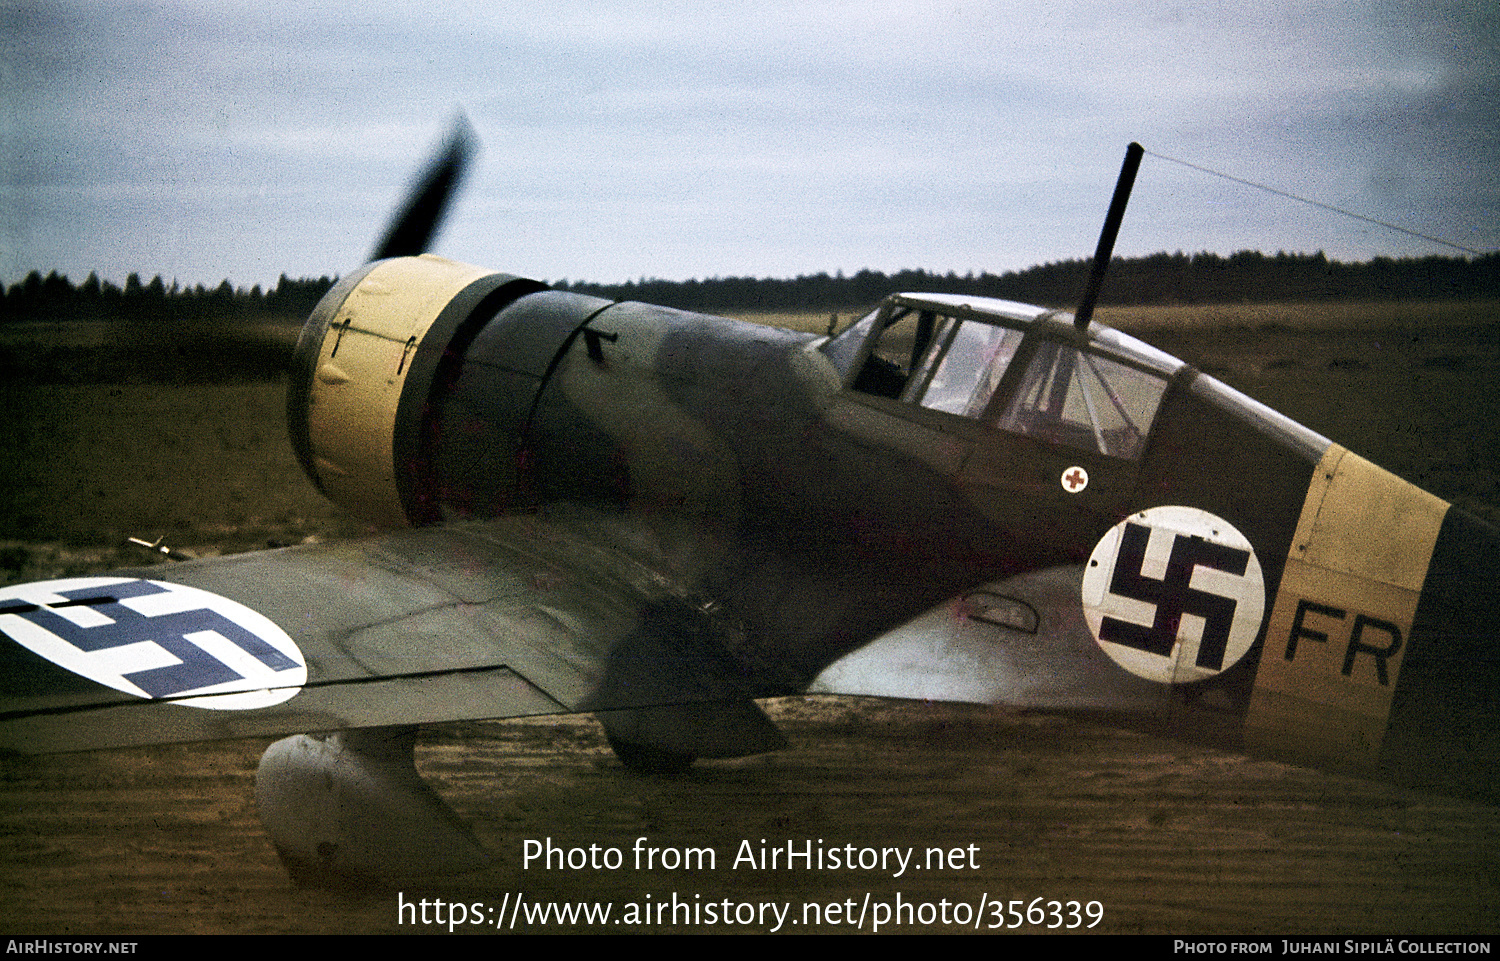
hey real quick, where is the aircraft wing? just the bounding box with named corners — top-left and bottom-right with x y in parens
top-left (0, 512), bottom-right (761, 755)
top-left (810, 564), bottom-right (1179, 715)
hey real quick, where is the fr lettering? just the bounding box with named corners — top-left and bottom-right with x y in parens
top-left (1283, 599), bottom-right (1403, 686)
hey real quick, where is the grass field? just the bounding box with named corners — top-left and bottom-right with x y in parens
top-left (732, 298), bottom-right (1500, 335)
top-left (3, 298), bottom-right (1498, 582)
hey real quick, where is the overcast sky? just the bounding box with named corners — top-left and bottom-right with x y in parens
top-left (3, 0), bottom-right (1496, 291)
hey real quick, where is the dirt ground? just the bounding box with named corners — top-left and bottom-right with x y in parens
top-left (2, 303), bottom-right (1499, 935)
top-left (3, 700), bottom-right (1499, 935)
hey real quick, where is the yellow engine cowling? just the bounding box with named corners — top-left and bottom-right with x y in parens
top-left (287, 255), bottom-right (545, 527)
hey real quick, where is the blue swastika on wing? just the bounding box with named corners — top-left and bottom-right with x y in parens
top-left (10, 581), bottom-right (299, 699)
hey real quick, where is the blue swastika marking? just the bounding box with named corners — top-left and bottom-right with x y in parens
top-left (10, 582), bottom-right (300, 699)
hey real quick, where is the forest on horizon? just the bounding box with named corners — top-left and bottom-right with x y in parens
top-left (3, 249), bottom-right (1497, 324)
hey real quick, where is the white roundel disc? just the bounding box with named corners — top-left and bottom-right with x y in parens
top-left (1081, 507), bottom-right (1265, 684)
top-left (0, 577), bottom-right (306, 710)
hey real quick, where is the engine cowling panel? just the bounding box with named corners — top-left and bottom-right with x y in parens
top-left (287, 255), bottom-right (548, 526)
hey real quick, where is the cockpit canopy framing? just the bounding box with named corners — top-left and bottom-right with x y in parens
top-left (822, 293), bottom-right (1183, 461)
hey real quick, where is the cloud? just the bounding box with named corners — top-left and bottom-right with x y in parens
top-left (3, 0), bottom-right (1495, 289)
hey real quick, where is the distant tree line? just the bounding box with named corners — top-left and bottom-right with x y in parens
top-left (0, 271), bottom-right (336, 324)
top-left (3, 251), bottom-right (1497, 323)
top-left (554, 251), bottom-right (1500, 312)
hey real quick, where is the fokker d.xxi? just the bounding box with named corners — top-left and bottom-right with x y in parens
top-left (2, 135), bottom-right (1495, 884)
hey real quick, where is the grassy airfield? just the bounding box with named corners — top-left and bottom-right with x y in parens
top-left (742, 298), bottom-right (1500, 334)
top-left (4, 299), bottom-right (1497, 583)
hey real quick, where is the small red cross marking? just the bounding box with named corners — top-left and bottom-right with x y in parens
top-left (1062, 467), bottom-right (1089, 493)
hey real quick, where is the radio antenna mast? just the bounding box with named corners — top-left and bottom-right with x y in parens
top-left (1074, 141), bottom-right (1143, 333)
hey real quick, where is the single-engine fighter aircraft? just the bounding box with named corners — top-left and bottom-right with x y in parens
top-left (1, 136), bottom-right (1496, 885)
